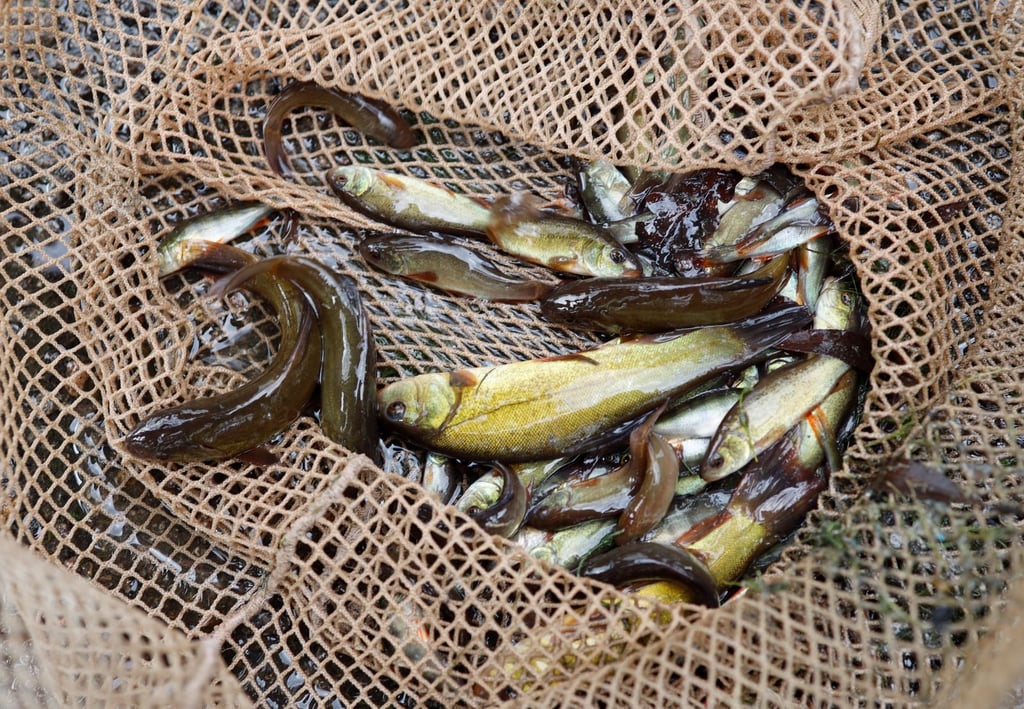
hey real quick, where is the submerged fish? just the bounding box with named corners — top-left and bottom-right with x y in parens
top-left (377, 305), bottom-right (811, 462)
top-left (358, 233), bottom-right (551, 302)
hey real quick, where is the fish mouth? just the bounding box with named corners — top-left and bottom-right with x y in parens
top-left (121, 431), bottom-right (161, 461)
top-left (326, 170), bottom-right (348, 192)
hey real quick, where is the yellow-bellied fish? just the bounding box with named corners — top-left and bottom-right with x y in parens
top-left (632, 367), bottom-right (858, 606)
top-left (700, 278), bottom-right (859, 481)
top-left (377, 304), bottom-right (810, 462)
top-left (487, 194), bottom-right (642, 278)
top-left (328, 166), bottom-right (492, 238)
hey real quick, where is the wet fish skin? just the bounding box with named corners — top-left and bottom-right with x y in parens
top-left (631, 361), bottom-right (859, 605)
top-left (328, 166), bottom-right (492, 238)
top-left (527, 518), bottom-right (616, 571)
top-left (509, 525), bottom-right (553, 556)
top-left (701, 190), bottom-right (830, 264)
top-left (456, 459), bottom-right (560, 529)
top-left (212, 255), bottom-right (378, 457)
top-left (456, 467), bottom-right (503, 514)
top-left (615, 432), bottom-right (680, 545)
top-left (578, 541), bottom-right (720, 608)
top-left (796, 235), bottom-right (833, 311)
top-left (700, 278), bottom-right (858, 481)
top-left (263, 82), bottom-right (416, 175)
top-left (463, 463), bottom-right (528, 538)
top-left (157, 203), bottom-right (275, 277)
top-left (421, 452), bottom-right (458, 503)
top-left (528, 411), bottom-right (659, 530)
top-left (654, 388), bottom-right (743, 442)
top-left (377, 304), bottom-right (812, 462)
top-left (124, 250), bottom-right (321, 463)
top-left (358, 233), bottom-right (551, 302)
top-left (705, 178), bottom-right (781, 253)
top-left (642, 482), bottom-right (735, 546)
top-left (526, 458), bottom-right (639, 530)
top-left (487, 195), bottom-right (643, 278)
top-left (540, 254), bottom-right (787, 332)
top-left (578, 159), bottom-right (631, 224)
top-left (577, 159), bottom-right (638, 244)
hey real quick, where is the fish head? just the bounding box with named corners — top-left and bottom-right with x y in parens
top-left (377, 374), bottom-right (458, 437)
top-left (156, 239), bottom-right (188, 278)
top-left (700, 432), bottom-right (751, 482)
top-left (327, 166), bottom-right (375, 198)
top-left (358, 238), bottom-right (409, 275)
top-left (122, 409), bottom-right (220, 463)
top-left (812, 277), bottom-right (857, 330)
top-left (582, 241), bottom-right (642, 278)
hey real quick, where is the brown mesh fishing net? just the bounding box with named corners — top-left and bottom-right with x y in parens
top-left (2, 0), bottom-right (1023, 705)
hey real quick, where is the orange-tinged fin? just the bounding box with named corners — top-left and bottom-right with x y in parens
top-left (466, 194), bottom-right (492, 209)
top-left (406, 271), bottom-right (440, 282)
top-left (449, 369), bottom-right (479, 387)
top-left (547, 255), bottom-right (580, 269)
top-left (379, 172), bottom-right (411, 190)
top-left (805, 405), bottom-right (840, 474)
top-left (537, 195), bottom-right (579, 216)
top-left (489, 193), bottom-right (543, 229)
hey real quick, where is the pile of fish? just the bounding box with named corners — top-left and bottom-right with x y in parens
top-left (125, 81), bottom-right (870, 608)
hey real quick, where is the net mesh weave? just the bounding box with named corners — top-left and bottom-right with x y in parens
top-left (2, 0), bottom-right (1023, 705)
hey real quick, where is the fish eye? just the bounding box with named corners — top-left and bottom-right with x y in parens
top-left (385, 401), bottom-right (406, 421)
top-left (609, 248), bottom-right (628, 265)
